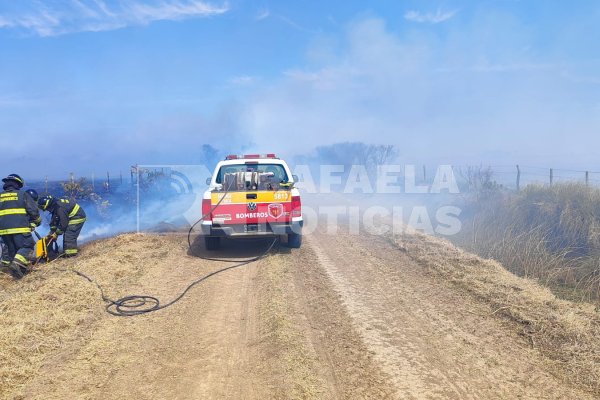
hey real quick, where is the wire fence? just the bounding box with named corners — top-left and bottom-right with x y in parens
top-left (27, 164), bottom-right (600, 194)
top-left (26, 172), bottom-right (129, 197)
top-left (451, 165), bottom-right (600, 191)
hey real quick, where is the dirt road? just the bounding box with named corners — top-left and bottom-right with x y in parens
top-left (1, 229), bottom-right (597, 399)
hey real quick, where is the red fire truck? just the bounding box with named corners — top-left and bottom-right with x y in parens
top-left (200, 154), bottom-right (302, 250)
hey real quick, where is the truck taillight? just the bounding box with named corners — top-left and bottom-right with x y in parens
top-left (291, 196), bottom-right (301, 217)
top-left (202, 199), bottom-right (212, 221)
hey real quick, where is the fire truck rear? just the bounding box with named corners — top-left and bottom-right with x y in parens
top-left (200, 154), bottom-right (303, 250)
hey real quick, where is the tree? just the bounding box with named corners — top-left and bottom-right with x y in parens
top-left (201, 144), bottom-right (222, 167)
top-left (61, 177), bottom-right (94, 200)
top-left (459, 165), bottom-right (502, 201)
top-left (315, 142), bottom-right (398, 180)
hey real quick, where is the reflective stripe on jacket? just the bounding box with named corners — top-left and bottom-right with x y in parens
top-left (50, 198), bottom-right (86, 234)
top-left (0, 189), bottom-right (40, 235)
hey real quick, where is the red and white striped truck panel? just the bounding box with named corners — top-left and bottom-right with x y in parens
top-left (203, 189), bottom-right (302, 225)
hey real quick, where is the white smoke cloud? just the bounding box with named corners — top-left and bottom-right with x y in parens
top-left (239, 16), bottom-right (600, 168)
top-left (3, 9), bottom-right (600, 178)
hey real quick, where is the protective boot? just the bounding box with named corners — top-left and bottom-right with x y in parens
top-left (8, 260), bottom-right (28, 280)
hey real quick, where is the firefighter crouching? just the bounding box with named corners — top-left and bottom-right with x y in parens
top-left (0, 174), bottom-right (42, 279)
top-left (38, 195), bottom-right (86, 257)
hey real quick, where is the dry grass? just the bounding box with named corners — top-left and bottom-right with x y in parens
top-left (0, 262), bottom-right (100, 398)
top-left (0, 233), bottom-right (173, 399)
top-left (396, 229), bottom-right (600, 396)
top-left (455, 182), bottom-right (600, 300)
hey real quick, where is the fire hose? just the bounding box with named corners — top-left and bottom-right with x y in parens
top-left (72, 238), bottom-right (277, 316)
top-left (66, 183), bottom-right (279, 316)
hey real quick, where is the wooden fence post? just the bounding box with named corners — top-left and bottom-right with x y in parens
top-left (516, 165), bottom-right (521, 191)
top-left (586, 171), bottom-right (589, 186)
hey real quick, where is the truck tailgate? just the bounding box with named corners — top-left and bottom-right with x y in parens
top-left (210, 190), bottom-right (292, 224)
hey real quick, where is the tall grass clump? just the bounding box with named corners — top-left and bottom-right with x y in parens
top-left (453, 181), bottom-right (600, 301)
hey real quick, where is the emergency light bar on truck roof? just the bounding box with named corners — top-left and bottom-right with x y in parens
top-left (225, 154), bottom-right (278, 160)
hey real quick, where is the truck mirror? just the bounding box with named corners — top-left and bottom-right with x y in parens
top-left (292, 174), bottom-right (301, 182)
top-left (205, 177), bottom-right (212, 185)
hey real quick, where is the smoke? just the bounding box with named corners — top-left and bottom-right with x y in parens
top-left (4, 10), bottom-right (600, 179)
top-left (4, 6), bottom-right (600, 241)
top-left (239, 16), bottom-right (600, 168)
top-left (29, 164), bottom-right (211, 244)
top-left (78, 192), bottom-right (201, 242)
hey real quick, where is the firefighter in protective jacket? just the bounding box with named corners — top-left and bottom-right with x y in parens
top-left (38, 195), bottom-right (86, 257)
top-left (0, 174), bottom-right (41, 279)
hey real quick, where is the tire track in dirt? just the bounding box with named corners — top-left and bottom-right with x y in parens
top-left (304, 229), bottom-right (594, 399)
top-left (281, 243), bottom-right (397, 399)
top-left (306, 234), bottom-right (444, 398)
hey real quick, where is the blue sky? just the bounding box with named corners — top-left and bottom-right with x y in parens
top-left (0, 0), bottom-right (599, 178)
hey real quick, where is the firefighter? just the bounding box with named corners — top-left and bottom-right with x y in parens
top-left (38, 195), bottom-right (86, 257)
top-left (5, 190), bottom-right (40, 267)
top-left (0, 174), bottom-right (41, 279)
top-left (25, 189), bottom-right (39, 202)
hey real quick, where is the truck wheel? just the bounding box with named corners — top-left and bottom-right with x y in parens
top-left (287, 232), bottom-right (302, 248)
top-left (205, 237), bottom-right (220, 251)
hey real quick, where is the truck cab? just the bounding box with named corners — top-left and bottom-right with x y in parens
top-left (200, 154), bottom-right (303, 250)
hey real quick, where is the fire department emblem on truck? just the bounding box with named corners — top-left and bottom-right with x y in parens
top-left (247, 202), bottom-right (257, 211)
top-left (268, 203), bottom-right (284, 219)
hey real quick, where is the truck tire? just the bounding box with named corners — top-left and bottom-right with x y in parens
top-left (287, 232), bottom-right (302, 248)
top-left (205, 237), bottom-right (220, 251)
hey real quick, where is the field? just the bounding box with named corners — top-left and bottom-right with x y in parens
top-left (1, 222), bottom-right (599, 399)
top-left (2, 167), bottom-right (599, 399)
